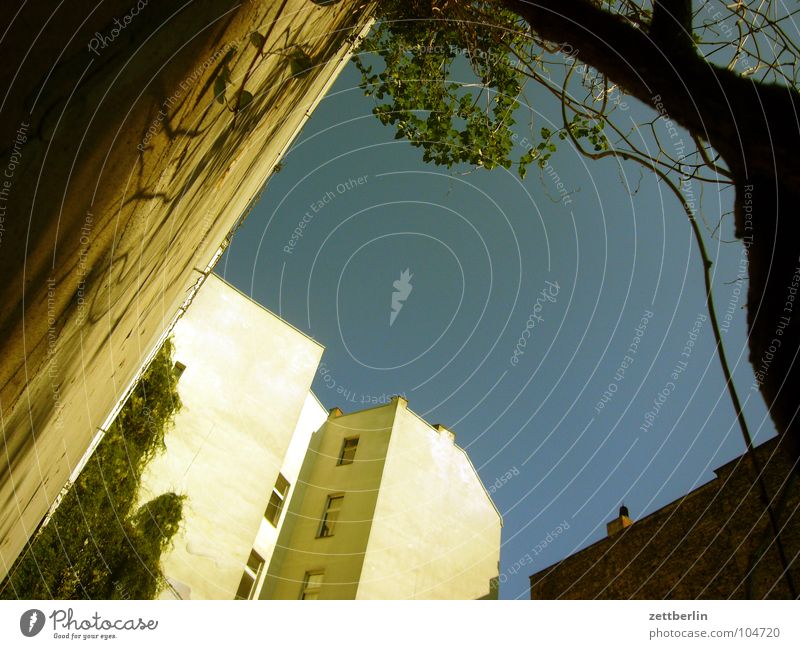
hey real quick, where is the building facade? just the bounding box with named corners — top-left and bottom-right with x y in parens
top-left (139, 274), bottom-right (501, 600)
top-left (138, 274), bottom-right (326, 599)
top-left (263, 399), bottom-right (502, 600)
top-left (529, 437), bottom-right (800, 599)
top-left (0, 0), bottom-right (375, 582)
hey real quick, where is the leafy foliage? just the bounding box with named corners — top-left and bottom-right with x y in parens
top-left (0, 340), bottom-right (184, 600)
top-left (354, 1), bottom-right (608, 178)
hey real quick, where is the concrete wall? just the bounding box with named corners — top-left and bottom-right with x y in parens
top-left (263, 398), bottom-right (502, 600)
top-left (138, 274), bottom-right (324, 599)
top-left (357, 400), bottom-right (502, 600)
top-left (0, 0), bottom-right (374, 581)
top-left (263, 402), bottom-right (397, 599)
top-left (249, 391), bottom-right (329, 596)
top-left (529, 436), bottom-right (800, 599)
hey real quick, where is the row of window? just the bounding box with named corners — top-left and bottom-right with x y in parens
top-left (262, 435), bottom-right (356, 531)
top-left (234, 437), bottom-right (360, 598)
top-left (288, 438), bottom-right (357, 598)
top-left (263, 436), bottom-right (358, 530)
top-left (235, 556), bottom-right (326, 600)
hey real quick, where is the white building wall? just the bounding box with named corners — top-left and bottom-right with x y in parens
top-left (263, 397), bottom-right (502, 600)
top-left (262, 403), bottom-right (395, 599)
top-left (0, 1), bottom-right (376, 583)
top-left (356, 401), bottom-right (502, 600)
top-left (138, 274), bottom-right (323, 599)
top-left (251, 392), bottom-right (329, 592)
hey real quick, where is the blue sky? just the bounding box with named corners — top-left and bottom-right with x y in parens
top-left (219, 60), bottom-right (773, 599)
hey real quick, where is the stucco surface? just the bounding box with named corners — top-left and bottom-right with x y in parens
top-left (138, 274), bottom-right (324, 599)
top-left (0, 0), bottom-right (373, 581)
top-left (264, 399), bottom-right (502, 599)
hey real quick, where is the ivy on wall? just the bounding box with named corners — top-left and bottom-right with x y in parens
top-left (0, 339), bottom-right (184, 600)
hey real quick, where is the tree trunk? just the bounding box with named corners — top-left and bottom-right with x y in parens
top-left (502, 0), bottom-right (800, 457)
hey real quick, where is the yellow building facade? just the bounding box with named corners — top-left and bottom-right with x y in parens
top-left (263, 400), bottom-right (501, 600)
top-left (0, 1), bottom-right (375, 581)
top-left (139, 274), bottom-right (327, 600)
top-left (141, 274), bottom-right (501, 600)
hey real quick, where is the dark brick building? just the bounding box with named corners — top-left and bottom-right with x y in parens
top-left (530, 436), bottom-right (800, 599)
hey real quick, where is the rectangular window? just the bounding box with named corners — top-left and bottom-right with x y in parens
top-left (317, 494), bottom-right (344, 538)
top-left (264, 473), bottom-right (290, 527)
top-left (173, 361), bottom-right (186, 381)
top-left (235, 549), bottom-right (264, 600)
top-left (337, 437), bottom-right (359, 465)
top-left (300, 571), bottom-right (324, 600)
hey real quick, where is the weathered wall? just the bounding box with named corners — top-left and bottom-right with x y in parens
top-left (0, 0), bottom-right (374, 581)
top-left (529, 436), bottom-right (800, 599)
top-left (263, 401), bottom-right (396, 599)
top-left (357, 401), bottom-right (501, 600)
top-left (263, 397), bottom-right (502, 600)
top-left (138, 274), bottom-right (323, 600)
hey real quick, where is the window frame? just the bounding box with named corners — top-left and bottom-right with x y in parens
top-left (264, 473), bottom-right (291, 527)
top-left (173, 361), bottom-right (186, 381)
top-left (316, 494), bottom-right (344, 538)
top-left (299, 571), bottom-right (325, 600)
top-left (337, 436), bottom-right (359, 466)
top-left (234, 549), bottom-right (265, 600)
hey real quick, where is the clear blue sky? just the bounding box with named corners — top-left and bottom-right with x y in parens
top-left (219, 60), bottom-right (773, 599)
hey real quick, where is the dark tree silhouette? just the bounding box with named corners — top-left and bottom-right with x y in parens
top-left (358, 0), bottom-right (800, 462)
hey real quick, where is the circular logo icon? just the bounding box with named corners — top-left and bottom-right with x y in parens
top-left (20, 609), bottom-right (45, 637)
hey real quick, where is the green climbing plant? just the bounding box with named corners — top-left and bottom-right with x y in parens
top-left (0, 339), bottom-right (184, 600)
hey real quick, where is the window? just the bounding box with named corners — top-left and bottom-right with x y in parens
top-left (173, 361), bottom-right (186, 381)
top-left (337, 437), bottom-right (359, 465)
top-left (300, 571), bottom-right (324, 600)
top-left (264, 473), bottom-right (290, 527)
top-left (317, 494), bottom-right (343, 538)
top-left (235, 549), bottom-right (264, 600)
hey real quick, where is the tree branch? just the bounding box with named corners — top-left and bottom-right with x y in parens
top-left (650, 0), bottom-right (694, 52)
top-left (499, 0), bottom-right (800, 182)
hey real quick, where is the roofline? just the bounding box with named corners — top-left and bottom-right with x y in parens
top-left (401, 402), bottom-right (504, 525)
top-left (528, 435), bottom-right (784, 583)
top-left (209, 273), bottom-right (324, 351)
top-left (529, 477), bottom-right (718, 583)
top-left (308, 389), bottom-right (327, 412)
top-left (711, 433), bottom-right (781, 477)
top-left (329, 398), bottom-right (504, 525)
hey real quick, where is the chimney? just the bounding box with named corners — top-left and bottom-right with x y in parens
top-left (434, 424), bottom-right (456, 443)
top-left (606, 504), bottom-right (633, 536)
top-left (328, 407), bottom-right (344, 419)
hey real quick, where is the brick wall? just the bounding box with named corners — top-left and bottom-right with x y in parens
top-left (530, 436), bottom-right (800, 599)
